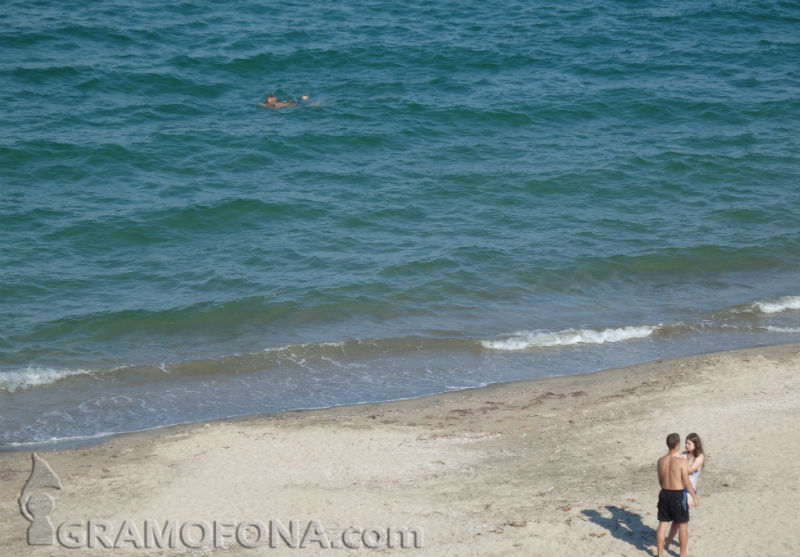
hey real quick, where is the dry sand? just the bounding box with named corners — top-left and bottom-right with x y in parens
top-left (2, 342), bottom-right (799, 556)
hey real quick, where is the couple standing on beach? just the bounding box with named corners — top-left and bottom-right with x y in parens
top-left (656, 432), bottom-right (705, 557)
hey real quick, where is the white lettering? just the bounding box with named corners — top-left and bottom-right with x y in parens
top-left (56, 520), bottom-right (85, 549)
top-left (361, 527), bottom-right (384, 549)
top-left (114, 519), bottom-right (143, 548)
top-left (300, 520), bottom-right (330, 548)
top-left (236, 520), bottom-right (268, 548)
top-left (214, 520), bottom-right (236, 548)
top-left (389, 526), bottom-right (424, 548)
top-left (144, 519), bottom-right (177, 548)
top-left (180, 520), bottom-right (212, 548)
top-left (270, 519), bottom-right (299, 548)
top-left (88, 520), bottom-right (113, 548)
top-left (342, 526), bottom-right (360, 549)
top-left (50, 518), bottom-right (423, 550)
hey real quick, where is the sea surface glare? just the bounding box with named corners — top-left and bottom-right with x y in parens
top-left (2, 1), bottom-right (800, 447)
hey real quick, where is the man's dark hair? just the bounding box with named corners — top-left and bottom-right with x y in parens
top-left (666, 433), bottom-right (681, 449)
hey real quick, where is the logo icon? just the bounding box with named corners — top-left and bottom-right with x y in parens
top-left (18, 453), bottom-right (62, 545)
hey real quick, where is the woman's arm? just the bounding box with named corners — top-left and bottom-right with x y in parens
top-left (688, 453), bottom-right (704, 473)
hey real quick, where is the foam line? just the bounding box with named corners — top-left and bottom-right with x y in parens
top-left (481, 325), bottom-right (658, 350)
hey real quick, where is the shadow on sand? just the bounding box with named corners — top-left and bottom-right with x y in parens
top-left (581, 506), bottom-right (655, 554)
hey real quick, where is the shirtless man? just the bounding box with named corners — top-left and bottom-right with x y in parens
top-left (656, 433), bottom-right (699, 557)
top-left (259, 94), bottom-right (296, 109)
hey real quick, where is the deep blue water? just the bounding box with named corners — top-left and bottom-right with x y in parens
top-left (2, 0), bottom-right (800, 447)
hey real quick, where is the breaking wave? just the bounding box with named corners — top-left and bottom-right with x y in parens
top-left (749, 296), bottom-right (800, 315)
top-left (0, 366), bottom-right (106, 393)
top-left (481, 325), bottom-right (659, 351)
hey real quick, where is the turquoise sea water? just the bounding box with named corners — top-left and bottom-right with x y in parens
top-left (2, 1), bottom-right (800, 447)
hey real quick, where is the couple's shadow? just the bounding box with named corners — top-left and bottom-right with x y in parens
top-left (581, 506), bottom-right (655, 554)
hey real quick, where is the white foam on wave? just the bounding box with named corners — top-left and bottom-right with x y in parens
top-left (0, 366), bottom-right (100, 393)
top-left (765, 326), bottom-right (800, 333)
top-left (261, 340), bottom-right (345, 354)
top-left (751, 296), bottom-right (800, 314)
top-left (481, 325), bottom-right (658, 351)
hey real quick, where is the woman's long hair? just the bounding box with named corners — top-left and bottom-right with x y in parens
top-left (686, 432), bottom-right (704, 458)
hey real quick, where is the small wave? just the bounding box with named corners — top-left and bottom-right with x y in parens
top-left (750, 296), bottom-right (800, 314)
top-left (0, 366), bottom-right (103, 393)
top-left (0, 430), bottom-right (116, 449)
top-left (481, 325), bottom-right (658, 351)
top-left (0, 337), bottom-right (471, 393)
top-left (765, 326), bottom-right (800, 334)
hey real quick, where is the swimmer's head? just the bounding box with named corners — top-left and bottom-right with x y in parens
top-left (265, 94), bottom-right (277, 103)
top-left (301, 95), bottom-right (309, 101)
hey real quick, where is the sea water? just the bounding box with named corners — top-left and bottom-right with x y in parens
top-left (2, 0), bottom-right (800, 447)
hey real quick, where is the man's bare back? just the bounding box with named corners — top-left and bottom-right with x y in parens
top-left (658, 451), bottom-right (693, 491)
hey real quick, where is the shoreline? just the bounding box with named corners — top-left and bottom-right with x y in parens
top-left (2, 340), bottom-right (794, 455)
top-left (2, 341), bottom-right (799, 555)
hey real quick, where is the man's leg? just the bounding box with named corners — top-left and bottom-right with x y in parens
top-left (665, 522), bottom-right (678, 547)
top-left (678, 522), bottom-right (689, 557)
top-left (656, 521), bottom-right (669, 556)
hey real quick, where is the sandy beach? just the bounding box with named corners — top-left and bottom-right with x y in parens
top-left (2, 342), bottom-right (799, 556)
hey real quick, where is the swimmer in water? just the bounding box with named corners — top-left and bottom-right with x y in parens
top-left (259, 94), bottom-right (297, 109)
